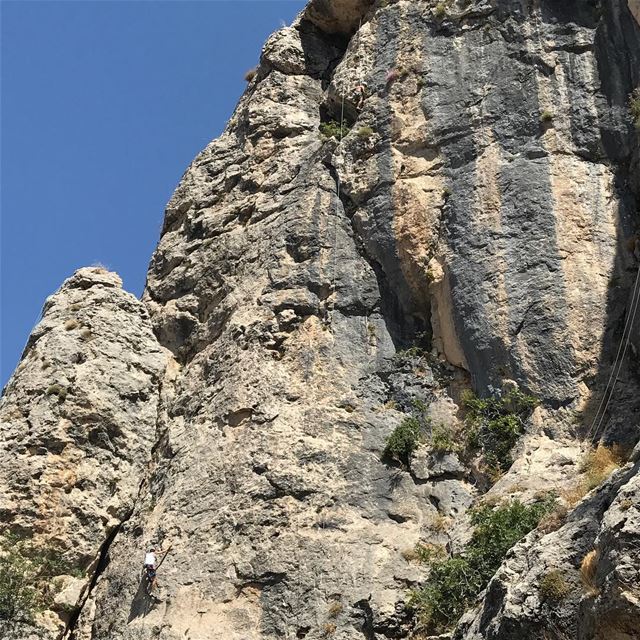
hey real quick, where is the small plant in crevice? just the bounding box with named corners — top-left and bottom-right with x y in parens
top-left (539, 569), bottom-right (571, 601)
top-left (46, 384), bottom-right (68, 401)
top-left (383, 400), bottom-right (430, 468)
top-left (319, 120), bottom-right (350, 140)
top-left (580, 443), bottom-right (627, 490)
top-left (558, 442), bottom-right (628, 510)
top-left (357, 126), bottom-right (375, 140)
top-left (64, 318), bottom-right (79, 331)
top-left (408, 497), bottom-right (555, 633)
top-left (629, 88), bottom-right (640, 130)
top-left (580, 549), bottom-right (599, 596)
top-left (540, 109), bottom-right (554, 124)
top-left (244, 67), bottom-right (258, 82)
top-left (434, 3), bottom-right (448, 20)
top-left (463, 388), bottom-right (538, 476)
top-left (431, 423), bottom-right (460, 454)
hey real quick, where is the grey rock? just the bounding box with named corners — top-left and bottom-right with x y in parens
top-left (2, 0), bottom-right (640, 639)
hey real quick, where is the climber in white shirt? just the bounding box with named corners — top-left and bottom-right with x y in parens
top-left (143, 547), bottom-right (161, 592)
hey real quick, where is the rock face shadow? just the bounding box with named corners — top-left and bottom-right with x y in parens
top-left (127, 573), bottom-right (155, 622)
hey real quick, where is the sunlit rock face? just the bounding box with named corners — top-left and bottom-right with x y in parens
top-left (2, 1), bottom-right (639, 639)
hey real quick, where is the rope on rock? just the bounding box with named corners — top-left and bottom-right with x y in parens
top-left (588, 264), bottom-right (640, 440)
top-left (329, 91), bottom-right (347, 330)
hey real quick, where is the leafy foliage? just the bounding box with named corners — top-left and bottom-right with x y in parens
top-left (356, 126), bottom-right (375, 139)
top-left (409, 497), bottom-right (555, 633)
top-left (319, 120), bottom-right (350, 140)
top-left (463, 389), bottom-right (538, 473)
top-left (383, 400), bottom-right (430, 467)
top-left (431, 423), bottom-right (459, 453)
top-left (0, 534), bottom-right (82, 622)
top-left (383, 417), bottom-right (426, 467)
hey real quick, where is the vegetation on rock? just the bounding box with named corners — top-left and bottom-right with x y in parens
top-left (463, 388), bottom-right (538, 474)
top-left (539, 570), bottom-right (571, 601)
top-left (409, 497), bottom-right (555, 632)
top-left (319, 120), bottom-right (350, 139)
top-left (0, 534), bottom-right (80, 623)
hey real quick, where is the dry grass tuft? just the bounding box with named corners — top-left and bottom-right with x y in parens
top-left (327, 601), bottom-right (343, 618)
top-left (538, 503), bottom-right (568, 534)
top-left (321, 622), bottom-right (337, 636)
top-left (64, 318), bottom-right (79, 331)
top-left (560, 444), bottom-right (629, 510)
top-left (582, 444), bottom-right (627, 490)
top-left (430, 514), bottom-right (450, 533)
top-left (580, 549), bottom-right (599, 596)
top-left (244, 67), bottom-right (258, 82)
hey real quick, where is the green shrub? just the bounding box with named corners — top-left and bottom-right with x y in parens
top-left (431, 423), bottom-right (459, 453)
top-left (463, 388), bottom-right (538, 474)
top-left (539, 570), bottom-right (571, 601)
top-left (629, 88), bottom-right (640, 130)
top-left (384, 417), bottom-right (426, 466)
top-left (467, 498), bottom-right (555, 583)
top-left (409, 497), bottom-right (554, 633)
top-left (319, 120), bottom-right (350, 140)
top-left (0, 535), bottom-right (80, 622)
top-left (409, 557), bottom-right (480, 631)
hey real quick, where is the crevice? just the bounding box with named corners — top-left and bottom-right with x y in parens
top-left (62, 516), bottom-right (130, 640)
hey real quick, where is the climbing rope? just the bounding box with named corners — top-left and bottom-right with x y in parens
top-left (329, 90), bottom-right (347, 330)
top-left (588, 263), bottom-right (640, 440)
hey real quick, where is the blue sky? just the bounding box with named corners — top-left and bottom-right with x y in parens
top-left (1, 0), bottom-right (306, 385)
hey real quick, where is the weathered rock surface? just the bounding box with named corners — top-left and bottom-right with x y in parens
top-left (0, 267), bottom-right (168, 637)
top-left (2, 0), bottom-right (640, 639)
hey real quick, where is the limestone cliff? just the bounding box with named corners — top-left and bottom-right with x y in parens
top-left (1, 1), bottom-right (639, 639)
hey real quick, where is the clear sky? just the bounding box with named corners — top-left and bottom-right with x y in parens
top-left (1, 0), bottom-right (306, 386)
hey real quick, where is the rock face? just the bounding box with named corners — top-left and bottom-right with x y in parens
top-left (0, 268), bottom-right (168, 638)
top-left (2, 1), bottom-right (639, 639)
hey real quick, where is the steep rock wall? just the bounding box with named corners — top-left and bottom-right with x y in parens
top-left (0, 268), bottom-right (168, 638)
top-left (2, 1), bottom-right (639, 640)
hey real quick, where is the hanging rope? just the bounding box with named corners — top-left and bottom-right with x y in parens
top-left (588, 264), bottom-right (640, 440)
top-left (329, 91), bottom-right (347, 330)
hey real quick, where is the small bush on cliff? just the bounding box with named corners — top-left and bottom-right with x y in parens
top-left (463, 388), bottom-right (538, 474)
top-left (540, 109), bottom-right (554, 123)
top-left (434, 2), bottom-right (448, 20)
top-left (0, 535), bottom-right (79, 622)
top-left (431, 423), bottom-right (459, 453)
top-left (384, 416), bottom-right (427, 467)
top-left (409, 497), bottom-right (555, 632)
top-left (319, 120), bottom-right (350, 140)
top-left (384, 400), bottom-right (430, 467)
top-left (357, 126), bottom-right (375, 139)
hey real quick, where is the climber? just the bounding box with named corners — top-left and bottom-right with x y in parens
top-left (143, 547), bottom-right (162, 593)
